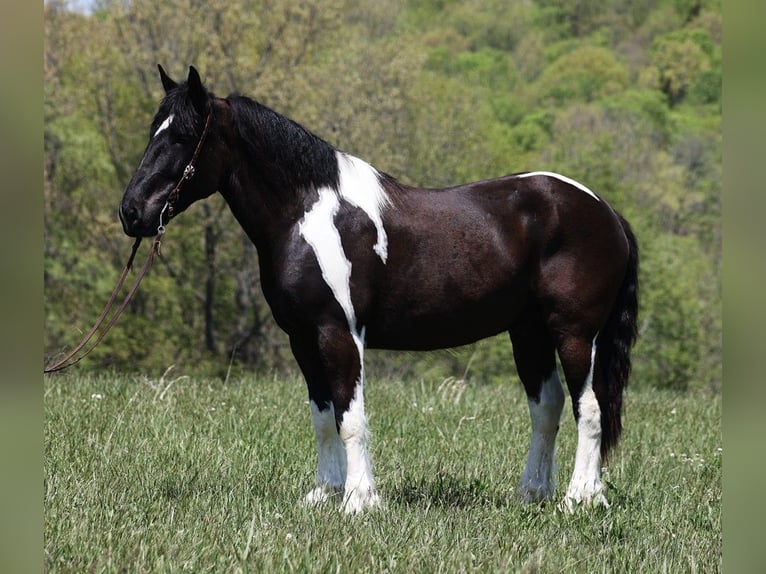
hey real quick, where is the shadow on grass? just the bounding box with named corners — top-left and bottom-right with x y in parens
top-left (388, 472), bottom-right (520, 510)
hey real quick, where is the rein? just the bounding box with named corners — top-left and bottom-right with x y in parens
top-left (44, 235), bottom-right (162, 373)
top-left (44, 105), bottom-right (213, 374)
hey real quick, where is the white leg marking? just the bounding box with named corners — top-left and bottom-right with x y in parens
top-left (299, 196), bottom-right (380, 513)
top-left (563, 335), bottom-right (609, 510)
top-left (304, 401), bottom-right (346, 506)
top-left (339, 327), bottom-right (380, 514)
top-left (519, 369), bottom-right (565, 502)
top-left (153, 114), bottom-right (174, 138)
top-left (516, 171), bottom-right (600, 202)
top-left (336, 152), bottom-right (391, 263)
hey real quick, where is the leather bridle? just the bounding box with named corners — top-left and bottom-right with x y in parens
top-left (44, 105), bottom-right (213, 374)
top-left (159, 104), bottom-right (214, 230)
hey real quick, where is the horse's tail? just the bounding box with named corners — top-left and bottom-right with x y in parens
top-left (596, 213), bottom-right (639, 459)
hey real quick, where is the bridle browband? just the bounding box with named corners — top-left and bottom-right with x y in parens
top-left (44, 104), bottom-right (214, 374)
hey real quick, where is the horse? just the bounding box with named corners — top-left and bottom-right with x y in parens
top-left (119, 66), bottom-right (638, 513)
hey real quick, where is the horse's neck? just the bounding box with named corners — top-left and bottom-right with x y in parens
top-left (223, 97), bottom-right (345, 231)
top-left (219, 159), bottom-right (310, 255)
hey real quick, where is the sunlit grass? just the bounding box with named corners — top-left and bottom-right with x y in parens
top-left (45, 372), bottom-right (721, 572)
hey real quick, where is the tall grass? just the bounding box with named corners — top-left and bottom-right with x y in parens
top-left (45, 372), bottom-right (721, 572)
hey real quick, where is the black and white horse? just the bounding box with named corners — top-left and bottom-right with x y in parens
top-left (120, 66), bottom-right (638, 512)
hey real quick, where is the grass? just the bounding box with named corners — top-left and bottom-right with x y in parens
top-left (44, 372), bottom-right (721, 572)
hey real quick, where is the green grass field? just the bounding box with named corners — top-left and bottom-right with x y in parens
top-left (44, 372), bottom-right (721, 572)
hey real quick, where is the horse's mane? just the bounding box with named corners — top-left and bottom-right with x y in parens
top-left (226, 95), bottom-right (341, 194)
top-left (156, 84), bottom-right (405, 201)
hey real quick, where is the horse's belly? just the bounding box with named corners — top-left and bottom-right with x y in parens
top-left (367, 327), bottom-right (504, 351)
top-left (365, 291), bottom-right (524, 351)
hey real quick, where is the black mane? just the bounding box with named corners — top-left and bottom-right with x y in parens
top-left (226, 95), bottom-right (340, 195)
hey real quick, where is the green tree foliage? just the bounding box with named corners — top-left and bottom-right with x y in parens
top-left (44, 0), bottom-right (721, 393)
top-left (651, 28), bottom-right (719, 106)
top-left (635, 233), bottom-right (719, 392)
top-left (536, 46), bottom-right (630, 104)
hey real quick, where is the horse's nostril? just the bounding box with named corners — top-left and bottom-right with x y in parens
top-left (119, 203), bottom-right (141, 233)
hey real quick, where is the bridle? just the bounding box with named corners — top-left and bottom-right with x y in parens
top-left (44, 104), bottom-right (214, 374)
top-left (158, 104), bottom-right (214, 232)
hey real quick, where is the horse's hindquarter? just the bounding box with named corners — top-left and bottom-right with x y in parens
top-left (364, 182), bottom-right (540, 350)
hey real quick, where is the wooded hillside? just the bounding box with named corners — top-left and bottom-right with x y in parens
top-left (44, 0), bottom-right (721, 392)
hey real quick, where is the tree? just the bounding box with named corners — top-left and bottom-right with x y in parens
top-left (44, 0), bottom-right (348, 374)
top-left (650, 28), bottom-right (718, 106)
top-left (536, 46), bottom-right (630, 105)
top-left (635, 233), bottom-right (718, 391)
top-left (44, 0), bottom-right (722, 393)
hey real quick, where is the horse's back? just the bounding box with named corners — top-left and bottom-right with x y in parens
top-left (362, 172), bottom-right (627, 349)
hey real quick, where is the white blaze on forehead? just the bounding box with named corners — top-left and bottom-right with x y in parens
top-left (517, 171), bottom-right (600, 202)
top-left (299, 188), bottom-right (357, 331)
top-left (336, 153), bottom-right (391, 263)
top-left (153, 114), bottom-right (174, 138)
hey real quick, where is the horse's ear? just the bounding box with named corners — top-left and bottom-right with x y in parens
top-left (187, 66), bottom-right (209, 116)
top-left (158, 64), bottom-right (178, 94)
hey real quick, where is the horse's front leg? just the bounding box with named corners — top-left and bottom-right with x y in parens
top-left (304, 400), bottom-right (346, 505)
top-left (291, 325), bottom-right (380, 514)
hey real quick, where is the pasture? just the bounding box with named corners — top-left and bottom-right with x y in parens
top-left (44, 372), bottom-right (721, 572)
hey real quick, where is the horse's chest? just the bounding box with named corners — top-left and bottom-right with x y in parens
top-left (261, 204), bottom-right (384, 334)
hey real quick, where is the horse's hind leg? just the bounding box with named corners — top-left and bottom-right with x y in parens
top-left (510, 319), bottom-right (565, 502)
top-left (557, 333), bottom-right (609, 509)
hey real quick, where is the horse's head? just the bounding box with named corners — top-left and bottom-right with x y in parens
top-left (119, 66), bottom-right (229, 237)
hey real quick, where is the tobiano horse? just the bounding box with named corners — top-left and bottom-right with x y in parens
top-left (120, 66), bottom-right (638, 513)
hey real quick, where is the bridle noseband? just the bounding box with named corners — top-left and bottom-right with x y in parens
top-left (44, 104), bottom-right (214, 374)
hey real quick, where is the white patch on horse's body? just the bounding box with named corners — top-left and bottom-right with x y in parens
top-left (153, 114), bottom-right (174, 137)
top-left (563, 335), bottom-right (609, 510)
top-left (519, 369), bottom-right (565, 502)
top-left (299, 188), bottom-right (356, 329)
top-left (335, 152), bottom-right (391, 263)
top-left (304, 401), bottom-right (346, 506)
top-left (298, 154), bottom-right (391, 327)
top-left (517, 171), bottom-right (600, 202)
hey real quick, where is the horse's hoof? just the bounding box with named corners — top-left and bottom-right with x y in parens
top-left (303, 485), bottom-right (342, 506)
top-left (341, 488), bottom-right (381, 514)
top-left (559, 485), bottom-right (610, 512)
top-left (518, 480), bottom-right (556, 503)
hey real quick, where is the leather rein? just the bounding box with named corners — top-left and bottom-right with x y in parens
top-left (44, 105), bottom-right (213, 374)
